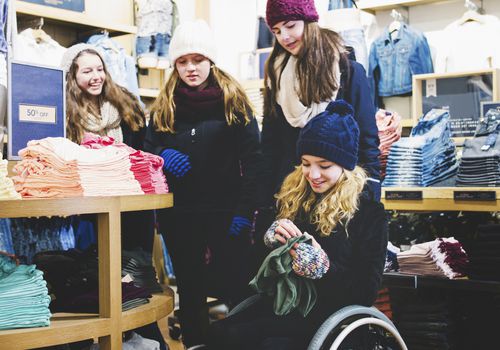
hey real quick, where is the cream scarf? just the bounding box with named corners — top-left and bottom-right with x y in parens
top-left (274, 54), bottom-right (341, 128)
top-left (80, 101), bottom-right (123, 143)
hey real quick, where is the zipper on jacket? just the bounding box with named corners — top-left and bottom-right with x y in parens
top-left (191, 128), bottom-right (196, 143)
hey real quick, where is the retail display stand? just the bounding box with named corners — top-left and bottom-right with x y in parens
top-left (0, 194), bottom-right (174, 350)
top-left (412, 69), bottom-right (500, 141)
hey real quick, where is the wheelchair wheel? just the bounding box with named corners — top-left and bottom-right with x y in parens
top-left (308, 306), bottom-right (407, 350)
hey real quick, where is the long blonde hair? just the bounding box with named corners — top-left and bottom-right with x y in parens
top-left (276, 165), bottom-right (367, 236)
top-left (264, 22), bottom-right (347, 118)
top-left (65, 49), bottom-right (144, 143)
top-left (150, 65), bottom-right (255, 133)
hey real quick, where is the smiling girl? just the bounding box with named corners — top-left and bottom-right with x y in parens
top-left (208, 100), bottom-right (388, 350)
top-left (144, 20), bottom-right (262, 350)
top-left (61, 43), bottom-right (145, 147)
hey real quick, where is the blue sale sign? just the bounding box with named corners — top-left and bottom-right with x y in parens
top-left (7, 62), bottom-right (66, 160)
top-left (20, 0), bottom-right (85, 12)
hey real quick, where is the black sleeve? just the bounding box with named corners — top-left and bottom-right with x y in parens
top-left (234, 117), bottom-right (263, 219)
top-left (321, 202), bottom-right (388, 306)
top-left (143, 119), bottom-right (167, 156)
top-left (346, 61), bottom-right (381, 183)
top-left (259, 114), bottom-right (281, 208)
top-left (347, 203), bottom-right (388, 305)
top-left (122, 123), bottom-right (146, 151)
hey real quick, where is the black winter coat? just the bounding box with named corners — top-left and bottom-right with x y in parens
top-left (297, 197), bottom-right (388, 325)
top-left (144, 104), bottom-right (262, 219)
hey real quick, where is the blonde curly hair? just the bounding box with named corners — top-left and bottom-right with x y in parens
top-left (275, 165), bottom-right (367, 236)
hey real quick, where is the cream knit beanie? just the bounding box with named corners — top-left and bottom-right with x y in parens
top-left (60, 43), bottom-right (97, 73)
top-left (168, 20), bottom-right (217, 65)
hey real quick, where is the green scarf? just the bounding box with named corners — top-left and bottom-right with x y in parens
top-left (249, 235), bottom-right (317, 317)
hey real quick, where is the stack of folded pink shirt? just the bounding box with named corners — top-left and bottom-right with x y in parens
top-left (397, 237), bottom-right (468, 279)
top-left (12, 137), bottom-right (143, 198)
top-left (0, 154), bottom-right (21, 200)
top-left (81, 134), bottom-right (168, 194)
top-left (376, 109), bottom-right (402, 179)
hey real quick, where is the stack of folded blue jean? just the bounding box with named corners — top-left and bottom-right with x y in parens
top-left (0, 255), bottom-right (52, 330)
top-left (456, 110), bottom-right (500, 187)
top-left (383, 109), bottom-right (458, 187)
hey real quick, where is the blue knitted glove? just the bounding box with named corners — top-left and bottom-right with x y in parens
top-left (228, 216), bottom-right (252, 237)
top-left (160, 148), bottom-right (191, 178)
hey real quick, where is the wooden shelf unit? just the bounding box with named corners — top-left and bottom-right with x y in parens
top-left (382, 187), bottom-right (500, 212)
top-left (0, 194), bottom-right (174, 350)
top-left (383, 272), bottom-right (500, 293)
top-left (139, 88), bottom-right (160, 99)
top-left (358, 0), bottom-right (451, 12)
top-left (15, 0), bottom-right (137, 36)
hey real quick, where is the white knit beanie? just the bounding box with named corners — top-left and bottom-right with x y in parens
top-left (168, 20), bottom-right (217, 65)
top-left (60, 43), bottom-right (101, 73)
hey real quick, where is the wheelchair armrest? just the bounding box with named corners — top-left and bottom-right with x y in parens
top-left (227, 294), bottom-right (263, 317)
top-left (307, 305), bottom-right (398, 350)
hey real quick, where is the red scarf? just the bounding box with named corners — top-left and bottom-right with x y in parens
top-left (174, 83), bottom-right (225, 123)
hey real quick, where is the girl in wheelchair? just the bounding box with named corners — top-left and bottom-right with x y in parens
top-left (207, 100), bottom-right (388, 350)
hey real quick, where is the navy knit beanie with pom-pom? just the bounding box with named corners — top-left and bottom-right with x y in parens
top-left (297, 100), bottom-right (359, 171)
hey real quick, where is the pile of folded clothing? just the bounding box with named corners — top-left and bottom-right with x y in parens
top-left (375, 109), bottom-right (402, 179)
top-left (82, 133), bottom-right (168, 194)
top-left (13, 137), bottom-right (144, 197)
top-left (0, 153), bottom-right (21, 200)
top-left (456, 109), bottom-right (500, 186)
top-left (383, 109), bottom-right (458, 187)
top-left (397, 237), bottom-right (468, 279)
top-left (0, 254), bottom-right (52, 330)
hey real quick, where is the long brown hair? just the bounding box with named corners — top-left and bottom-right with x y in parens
top-left (65, 49), bottom-right (144, 143)
top-left (264, 22), bottom-right (347, 118)
top-left (150, 64), bottom-right (255, 133)
top-left (276, 165), bottom-right (367, 236)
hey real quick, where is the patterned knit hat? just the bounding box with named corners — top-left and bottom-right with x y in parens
top-left (168, 20), bottom-right (217, 64)
top-left (297, 100), bottom-right (359, 171)
top-left (266, 0), bottom-right (319, 28)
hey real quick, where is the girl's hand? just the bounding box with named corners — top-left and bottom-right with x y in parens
top-left (289, 233), bottom-right (321, 257)
top-left (274, 219), bottom-right (302, 245)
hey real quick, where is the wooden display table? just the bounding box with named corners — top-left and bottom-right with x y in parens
top-left (0, 194), bottom-right (174, 350)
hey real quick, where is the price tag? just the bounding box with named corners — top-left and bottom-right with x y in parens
top-left (454, 191), bottom-right (496, 201)
top-left (19, 104), bottom-right (57, 124)
top-left (385, 191), bottom-right (423, 200)
top-left (426, 79), bottom-right (437, 98)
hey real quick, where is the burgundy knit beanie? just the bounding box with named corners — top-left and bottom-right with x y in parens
top-left (266, 0), bottom-right (319, 28)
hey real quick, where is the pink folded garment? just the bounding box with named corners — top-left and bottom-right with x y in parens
top-left (81, 133), bottom-right (168, 194)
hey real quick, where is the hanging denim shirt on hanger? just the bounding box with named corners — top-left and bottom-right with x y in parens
top-left (368, 23), bottom-right (433, 98)
top-left (87, 33), bottom-right (140, 100)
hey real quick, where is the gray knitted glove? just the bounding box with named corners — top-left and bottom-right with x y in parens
top-left (292, 243), bottom-right (330, 279)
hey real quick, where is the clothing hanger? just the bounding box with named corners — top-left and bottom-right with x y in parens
top-left (388, 9), bottom-right (404, 40)
top-left (31, 18), bottom-right (51, 44)
top-left (457, 0), bottom-right (485, 25)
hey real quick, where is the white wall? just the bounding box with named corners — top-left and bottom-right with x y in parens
top-left (176, 0), bottom-right (196, 22)
top-left (193, 0), bottom-right (500, 81)
top-left (206, 0), bottom-right (330, 78)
